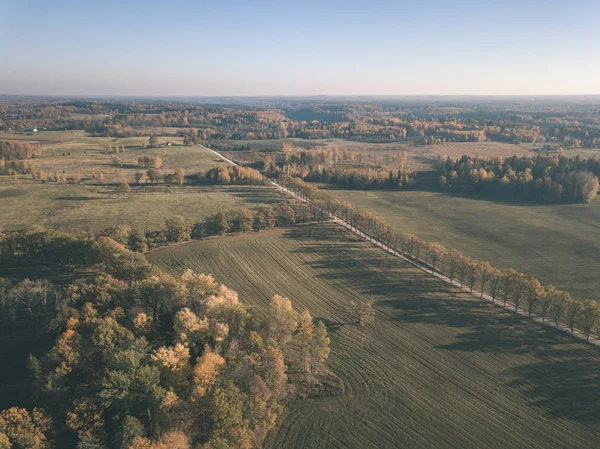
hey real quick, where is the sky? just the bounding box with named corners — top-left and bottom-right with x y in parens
top-left (1, 0), bottom-right (599, 96)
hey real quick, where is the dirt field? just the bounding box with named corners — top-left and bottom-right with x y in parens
top-left (149, 224), bottom-right (600, 449)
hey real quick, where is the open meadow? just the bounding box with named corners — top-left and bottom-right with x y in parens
top-left (213, 138), bottom-right (536, 171)
top-left (2, 130), bottom-right (229, 182)
top-left (149, 223), bottom-right (600, 449)
top-left (417, 141), bottom-right (533, 159)
top-left (329, 189), bottom-right (600, 300)
top-left (0, 132), bottom-right (283, 232)
top-left (0, 182), bottom-right (281, 233)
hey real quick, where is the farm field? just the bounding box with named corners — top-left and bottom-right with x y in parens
top-left (328, 189), bottom-right (600, 300)
top-left (149, 224), bottom-right (600, 449)
top-left (0, 183), bottom-right (282, 233)
top-left (417, 141), bottom-right (533, 159)
top-left (213, 138), bottom-right (535, 171)
top-left (1, 130), bottom-right (229, 182)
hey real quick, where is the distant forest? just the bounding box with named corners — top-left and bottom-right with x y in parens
top-left (2, 99), bottom-right (600, 147)
top-left (438, 154), bottom-right (600, 203)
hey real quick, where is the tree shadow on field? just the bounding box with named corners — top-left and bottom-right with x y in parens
top-left (436, 313), bottom-right (581, 355)
top-left (281, 223), bottom-right (600, 424)
top-left (282, 224), bottom-right (492, 330)
top-left (226, 187), bottom-right (285, 205)
top-left (506, 352), bottom-right (600, 423)
top-left (434, 189), bottom-right (562, 208)
top-left (57, 196), bottom-right (103, 201)
top-left (436, 312), bottom-right (600, 423)
top-left (0, 259), bottom-right (92, 284)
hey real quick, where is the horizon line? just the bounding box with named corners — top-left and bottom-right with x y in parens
top-left (2, 93), bottom-right (600, 99)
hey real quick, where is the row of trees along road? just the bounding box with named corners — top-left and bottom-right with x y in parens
top-left (277, 174), bottom-right (600, 341)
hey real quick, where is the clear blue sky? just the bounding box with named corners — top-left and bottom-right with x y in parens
top-left (1, 0), bottom-right (599, 96)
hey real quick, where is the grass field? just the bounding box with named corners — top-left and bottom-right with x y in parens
top-left (0, 183), bottom-right (282, 233)
top-left (328, 190), bottom-right (600, 300)
top-left (149, 224), bottom-right (600, 449)
top-left (419, 141), bottom-right (532, 159)
top-left (0, 133), bottom-right (283, 232)
top-left (2, 130), bottom-right (228, 183)
top-left (213, 138), bottom-right (535, 171)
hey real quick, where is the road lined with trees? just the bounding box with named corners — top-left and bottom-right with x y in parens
top-left (203, 144), bottom-right (600, 342)
top-left (274, 175), bottom-right (600, 344)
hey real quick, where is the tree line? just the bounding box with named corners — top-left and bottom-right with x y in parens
top-left (277, 164), bottom-right (416, 190)
top-left (4, 99), bottom-right (600, 149)
top-left (263, 146), bottom-right (416, 190)
top-left (273, 145), bottom-right (410, 170)
top-left (198, 166), bottom-right (265, 186)
top-left (0, 140), bottom-right (45, 161)
top-left (439, 154), bottom-right (600, 203)
top-left (277, 175), bottom-right (600, 341)
top-left (0, 238), bottom-right (331, 449)
top-left (0, 159), bottom-right (32, 176)
top-left (0, 199), bottom-right (327, 266)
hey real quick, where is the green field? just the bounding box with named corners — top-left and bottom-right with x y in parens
top-left (213, 138), bottom-right (535, 171)
top-left (329, 190), bottom-right (600, 300)
top-left (2, 130), bottom-right (229, 183)
top-left (0, 183), bottom-right (282, 233)
top-left (0, 132), bottom-right (283, 232)
top-left (149, 224), bottom-right (600, 449)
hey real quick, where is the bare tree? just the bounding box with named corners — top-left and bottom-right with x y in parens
top-left (34, 279), bottom-right (51, 313)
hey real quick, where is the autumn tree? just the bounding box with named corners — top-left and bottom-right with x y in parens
top-left (116, 182), bottom-right (131, 197)
top-left (566, 299), bottom-right (581, 334)
top-left (428, 243), bottom-right (447, 273)
top-left (213, 212), bottom-right (230, 236)
top-left (350, 298), bottom-right (375, 326)
top-left (128, 229), bottom-right (148, 253)
top-left (295, 310), bottom-right (315, 383)
top-left (174, 168), bottom-right (184, 185)
top-left (540, 285), bottom-right (557, 322)
top-left (149, 135), bottom-right (159, 148)
top-left (464, 259), bottom-right (479, 293)
top-left (444, 249), bottom-right (463, 283)
top-left (253, 206), bottom-right (275, 231)
top-left (478, 261), bottom-right (493, 298)
top-left (275, 202), bottom-right (296, 227)
top-left (192, 349), bottom-right (226, 399)
top-left (310, 320), bottom-right (330, 374)
top-left (488, 267), bottom-right (502, 302)
top-left (550, 288), bottom-right (571, 327)
top-left (146, 169), bottom-right (162, 184)
top-left (267, 295), bottom-right (298, 349)
top-left (151, 156), bottom-right (163, 169)
top-left (230, 208), bottom-right (254, 233)
top-left (160, 217), bottom-right (194, 242)
top-left (0, 407), bottom-right (51, 449)
top-left (511, 273), bottom-right (528, 312)
top-left (206, 381), bottom-right (253, 448)
top-left (524, 278), bottom-right (545, 317)
top-left (580, 299), bottom-right (600, 341)
top-left (501, 268), bottom-right (519, 307)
